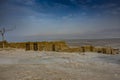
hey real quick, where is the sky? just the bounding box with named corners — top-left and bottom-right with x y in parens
top-left (0, 0), bottom-right (120, 42)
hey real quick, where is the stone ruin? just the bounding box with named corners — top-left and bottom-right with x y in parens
top-left (0, 41), bottom-right (119, 55)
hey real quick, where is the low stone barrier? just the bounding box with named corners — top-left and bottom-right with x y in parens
top-left (0, 41), bottom-right (119, 54)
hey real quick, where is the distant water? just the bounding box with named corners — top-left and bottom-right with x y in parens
top-left (65, 38), bottom-right (120, 49)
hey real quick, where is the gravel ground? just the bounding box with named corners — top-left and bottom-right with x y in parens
top-left (0, 49), bottom-right (120, 80)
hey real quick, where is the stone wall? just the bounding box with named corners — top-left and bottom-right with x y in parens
top-left (0, 41), bottom-right (9, 48)
top-left (8, 42), bottom-right (26, 49)
top-left (93, 47), bottom-right (119, 54)
top-left (62, 47), bottom-right (82, 52)
top-left (0, 41), bottom-right (119, 54)
top-left (81, 45), bottom-right (94, 52)
top-left (16, 41), bottom-right (69, 52)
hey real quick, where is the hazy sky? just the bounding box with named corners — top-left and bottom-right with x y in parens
top-left (0, 0), bottom-right (120, 41)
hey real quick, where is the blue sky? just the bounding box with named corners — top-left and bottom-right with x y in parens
top-left (0, 0), bottom-right (120, 41)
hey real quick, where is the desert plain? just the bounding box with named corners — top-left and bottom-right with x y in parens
top-left (0, 39), bottom-right (120, 80)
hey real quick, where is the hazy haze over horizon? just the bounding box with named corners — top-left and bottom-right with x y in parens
top-left (0, 0), bottom-right (120, 41)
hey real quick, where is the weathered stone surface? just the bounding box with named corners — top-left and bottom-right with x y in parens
top-left (0, 41), bottom-right (119, 54)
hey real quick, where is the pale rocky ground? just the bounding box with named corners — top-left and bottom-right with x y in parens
top-left (0, 48), bottom-right (120, 80)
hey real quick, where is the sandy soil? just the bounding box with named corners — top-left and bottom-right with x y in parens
top-left (0, 49), bottom-right (120, 80)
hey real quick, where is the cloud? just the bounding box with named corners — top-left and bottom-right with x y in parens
top-left (0, 0), bottom-right (120, 41)
top-left (91, 3), bottom-right (117, 9)
top-left (11, 0), bottom-right (36, 6)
